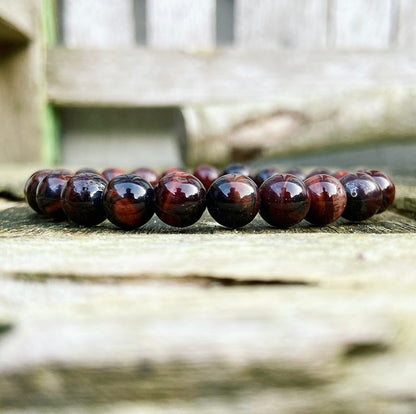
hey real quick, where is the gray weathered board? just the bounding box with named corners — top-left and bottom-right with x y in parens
top-left (0, 167), bottom-right (415, 412)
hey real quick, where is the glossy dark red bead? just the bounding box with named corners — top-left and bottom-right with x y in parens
top-left (284, 168), bottom-right (306, 180)
top-left (161, 167), bottom-right (186, 178)
top-left (36, 172), bottom-right (72, 220)
top-left (101, 167), bottom-right (126, 181)
top-left (24, 169), bottom-right (52, 214)
top-left (193, 164), bottom-right (220, 190)
top-left (131, 167), bottom-right (159, 187)
top-left (304, 174), bottom-right (347, 225)
top-left (222, 163), bottom-right (251, 177)
top-left (75, 167), bottom-right (100, 175)
top-left (61, 173), bottom-right (107, 226)
top-left (259, 174), bottom-right (310, 228)
top-left (253, 167), bottom-right (279, 187)
top-left (361, 170), bottom-right (395, 213)
top-left (206, 174), bottom-right (260, 229)
top-left (340, 173), bottom-right (383, 221)
top-left (154, 172), bottom-right (206, 227)
top-left (103, 174), bottom-right (154, 229)
top-left (332, 170), bottom-right (351, 180)
top-left (305, 168), bottom-right (331, 179)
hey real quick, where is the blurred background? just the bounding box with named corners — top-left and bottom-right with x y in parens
top-left (1, 0), bottom-right (416, 172)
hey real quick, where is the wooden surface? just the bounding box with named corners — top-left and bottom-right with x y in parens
top-left (398, 0), bottom-right (416, 49)
top-left (235, 0), bottom-right (328, 49)
top-left (331, 0), bottom-right (393, 49)
top-left (0, 168), bottom-right (415, 412)
top-left (62, 0), bottom-right (135, 48)
top-left (58, 0), bottom-right (416, 51)
top-left (47, 49), bottom-right (416, 107)
top-left (147, 0), bottom-right (216, 50)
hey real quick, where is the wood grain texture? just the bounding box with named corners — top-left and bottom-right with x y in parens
top-left (0, 275), bottom-right (416, 412)
top-left (397, 0), bottom-right (416, 49)
top-left (62, 0), bottom-right (135, 48)
top-left (0, 203), bottom-right (415, 283)
top-left (330, 0), bottom-right (393, 49)
top-left (47, 48), bottom-right (416, 107)
top-left (147, 0), bottom-right (216, 50)
top-left (235, 0), bottom-right (328, 49)
top-left (0, 0), bottom-right (33, 44)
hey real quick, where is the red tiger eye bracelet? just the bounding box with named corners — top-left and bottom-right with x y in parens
top-left (24, 164), bottom-right (396, 230)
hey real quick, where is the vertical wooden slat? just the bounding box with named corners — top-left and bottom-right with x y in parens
top-left (147, 0), bottom-right (216, 50)
top-left (235, 0), bottom-right (328, 49)
top-left (62, 0), bottom-right (135, 48)
top-left (331, 0), bottom-right (392, 49)
top-left (397, 0), bottom-right (416, 49)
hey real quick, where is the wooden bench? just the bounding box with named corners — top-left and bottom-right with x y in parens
top-left (0, 2), bottom-right (416, 412)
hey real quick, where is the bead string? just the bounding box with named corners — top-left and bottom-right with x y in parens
top-left (24, 164), bottom-right (395, 230)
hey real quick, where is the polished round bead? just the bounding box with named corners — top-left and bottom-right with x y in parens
top-left (193, 164), bottom-right (220, 190)
top-left (304, 174), bottom-right (347, 225)
top-left (154, 172), bottom-right (206, 227)
top-left (75, 167), bottom-right (100, 175)
top-left (340, 173), bottom-right (383, 221)
top-left (284, 168), bottom-right (305, 180)
top-left (206, 174), bottom-right (260, 229)
top-left (36, 172), bottom-right (72, 220)
top-left (361, 170), bottom-right (395, 213)
top-left (103, 174), bottom-right (154, 229)
top-left (305, 168), bottom-right (331, 179)
top-left (131, 167), bottom-right (159, 187)
top-left (332, 170), bottom-right (351, 180)
top-left (101, 167), bottom-right (126, 181)
top-left (253, 167), bottom-right (279, 187)
top-left (259, 174), bottom-right (310, 228)
top-left (24, 169), bottom-right (52, 214)
top-left (61, 173), bottom-right (107, 226)
top-left (161, 167), bottom-right (186, 178)
top-left (222, 163), bottom-right (251, 177)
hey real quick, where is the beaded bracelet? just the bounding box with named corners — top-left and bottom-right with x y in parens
top-left (24, 163), bottom-right (395, 230)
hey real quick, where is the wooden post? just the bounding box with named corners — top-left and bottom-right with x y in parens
top-left (0, 0), bottom-right (45, 164)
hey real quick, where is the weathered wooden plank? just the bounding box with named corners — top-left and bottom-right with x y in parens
top-left (0, 201), bottom-right (415, 285)
top-left (235, 0), bottom-right (328, 49)
top-left (47, 48), bottom-right (416, 106)
top-left (147, 0), bottom-right (216, 50)
top-left (0, 275), bottom-right (416, 411)
top-left (62, 0), bottom-right (135, 48)
top-left (397, 0), bottom-right (416, 49)
top-left (330, 0), bottom-right (393, 49)
top-left (0, 0), bottom-right (33, 44)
